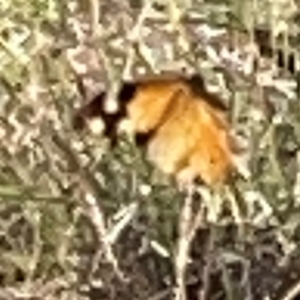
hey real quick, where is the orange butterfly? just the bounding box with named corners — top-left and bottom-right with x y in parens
top-left (74, 74), bottom-right (236, 187)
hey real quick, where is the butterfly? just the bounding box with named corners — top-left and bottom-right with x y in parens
top-left (74, 74), bottom-right (236, 187)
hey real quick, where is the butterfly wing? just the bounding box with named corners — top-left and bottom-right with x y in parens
top-left (73, 74), bottom-right (235, 187)
top-left (125, 80), bottom-right (187, 134)
top-left (187, 99), bottom-right (234, 185)
top-left (146, 90), bottom-right (201, 175)
top-left (147, 89), bottom-right (234, 186)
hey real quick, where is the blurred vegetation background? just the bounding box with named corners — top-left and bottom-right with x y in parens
top-left (0, 0), bottom-right (299, 299)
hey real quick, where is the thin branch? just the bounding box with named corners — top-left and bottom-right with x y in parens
top-left (279, 279), bottom-right (300, 300)
top-left (175, 185), bottom-right (195, 300)
top-left (50, 130), bottom-right (124, 279)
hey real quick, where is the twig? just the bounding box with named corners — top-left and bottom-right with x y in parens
top-left (175, 190), bottom-right (193, 300)
top-left (175, 185), bottom-right (196, 300)
top-left (106, 202), bottom-right (138, 245)
top-left (49, 130), bottom-right (124, 279)
top-left (198, 227), bottom-right (215, 300)
top-left (89, 0), bottom-right (100, 38)
top-left (279, 279), bottom-right (300, 300)
top-left (167, 0), bottom-right (190, 53)
top-left (84, 192), bottom-right (124, 279)
top-left (123, 0), bottom-right (154, 79)
top-left (0, 184), bottom-right (67, 203)
top-left (146, 287), bottom-right (173, 300)
top-left (0, 36), bottom-right (28, 65)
